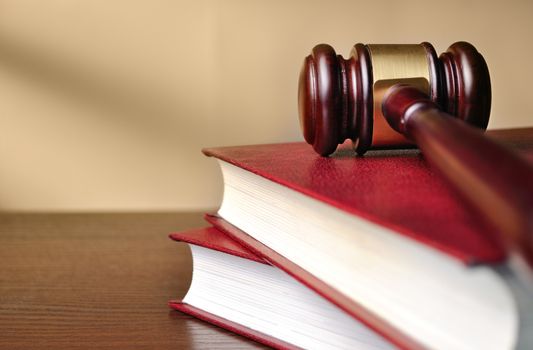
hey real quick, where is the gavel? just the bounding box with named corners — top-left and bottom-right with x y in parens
top-left (298, 42), bottom-right (533, 280)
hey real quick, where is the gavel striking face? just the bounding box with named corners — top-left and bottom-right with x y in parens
top-left (298, 42), bottom-right (491, 156)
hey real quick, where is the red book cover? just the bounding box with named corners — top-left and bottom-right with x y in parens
top-left (168, 227), bottom-right (299, 350)
top-left (201, 128), bottom-right (533, 350)
top-left (203, 129), bottom-right (533, 263)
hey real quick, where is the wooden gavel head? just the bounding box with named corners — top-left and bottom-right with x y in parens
top-left (298, 41), bottom-right (491, 155)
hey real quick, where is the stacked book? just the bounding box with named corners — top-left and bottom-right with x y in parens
top-left (169, 131), bottom-right (533, 349)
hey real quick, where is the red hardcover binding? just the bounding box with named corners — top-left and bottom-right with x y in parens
top-left (203, 129), bottom-right (533, 263)
top-left (169, 226), bottom-right (264, 264)
top-left (168, 227), bottom-right (299, 350)
top-left (201, 128), bottom-right (533, 350)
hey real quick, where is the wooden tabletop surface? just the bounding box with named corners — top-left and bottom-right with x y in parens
top-left (1, 129), bottom-right (532, 349)
top-left (0, 213), bottom-right (267, 349)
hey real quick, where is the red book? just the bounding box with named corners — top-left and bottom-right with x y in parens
top-left (169, 226), bottom-right (395, 350)
top-left (202, 129), bottom-right (533, 350)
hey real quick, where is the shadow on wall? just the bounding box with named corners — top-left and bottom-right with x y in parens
top-left (0, 34), bottom-right (205, 146)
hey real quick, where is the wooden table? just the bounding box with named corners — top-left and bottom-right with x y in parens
top-left (0, 213), bottom-right (267, 349)
top-left (1, 129), bottom-right (532, 349)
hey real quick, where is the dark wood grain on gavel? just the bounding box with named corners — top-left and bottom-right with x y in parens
top-left (298, 41), bottom-right (533, 271)
top-left (383, 85), bottom-right (533, 268)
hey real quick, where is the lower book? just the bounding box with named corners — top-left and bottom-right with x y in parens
top-left (169, 226), bottom-right (395, 350)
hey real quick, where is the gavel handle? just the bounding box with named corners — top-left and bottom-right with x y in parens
top-left (383, 84), bottom-right (533, 272)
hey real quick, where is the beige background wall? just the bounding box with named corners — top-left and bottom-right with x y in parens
top-left (0, 0), bottom-right (531, 212)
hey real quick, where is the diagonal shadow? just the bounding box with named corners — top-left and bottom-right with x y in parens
top-left (0, 34), bottom-right (209, 146)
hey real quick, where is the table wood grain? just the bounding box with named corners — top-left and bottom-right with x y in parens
top-left (0, 213), bottom-right (267, 349)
